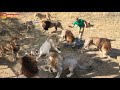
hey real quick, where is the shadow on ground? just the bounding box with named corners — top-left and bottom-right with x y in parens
top-left (0, 17), bottom-right (119, 78)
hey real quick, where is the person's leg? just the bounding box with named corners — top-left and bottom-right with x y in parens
top-left (78, 27), bottom-right (81, 39)
top-left (80, 27), bottom-right (84, 39)
top-left (78, 27), bottom-right (84, 39)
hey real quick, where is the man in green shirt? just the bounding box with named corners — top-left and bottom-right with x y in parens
top-left (69, 18), bottom-right (87, 39)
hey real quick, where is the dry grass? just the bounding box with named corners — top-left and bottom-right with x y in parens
top-left (0, 12), bottom-right (120, 78)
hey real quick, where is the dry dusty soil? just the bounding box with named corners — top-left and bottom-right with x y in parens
top-left (0, 12), bottom-right (120, 78)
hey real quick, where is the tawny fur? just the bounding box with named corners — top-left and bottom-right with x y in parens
top-left (34, 12), bottom-right (52, 20)
top-left (0, 37), bottom-right (20, 61)
top-left (81, 37), bottom-right (112, 57)
top-left (36, 33), bottom-right (61, 61)
top-left (60, 29), bottom-right (75, 44)
top-left (47, 51), bottom-right (85, 78)
top-left (41, 20), bottom-right (64, 32)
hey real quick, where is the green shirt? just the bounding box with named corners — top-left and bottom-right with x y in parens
top-left (73, 19), bottom-right (85, 27)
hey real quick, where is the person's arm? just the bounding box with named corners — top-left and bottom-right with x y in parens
top-left (69, 21), bottom-right (76, 28)
top-left (84, 21), bottom-right (87, 28)
top-left (69, 24), bottom-right (75, 28)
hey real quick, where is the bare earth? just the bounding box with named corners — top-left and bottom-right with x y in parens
top-left (0, 12), bottom-right (120, 78)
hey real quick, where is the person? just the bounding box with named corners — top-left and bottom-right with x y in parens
top-left (69, 17), bottom-right (87, 39)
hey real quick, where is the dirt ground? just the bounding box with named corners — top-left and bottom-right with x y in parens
top-left (0, 12), bottom-right (120, 78)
